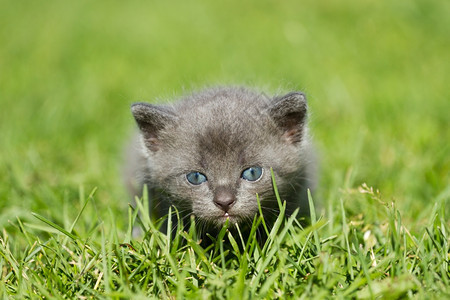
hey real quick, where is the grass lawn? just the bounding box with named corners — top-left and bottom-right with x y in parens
top-left (1, 0), bottom-right (449, 298)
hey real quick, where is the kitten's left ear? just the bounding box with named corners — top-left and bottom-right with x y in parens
top-left (268, 92), bottom-right (308, 144)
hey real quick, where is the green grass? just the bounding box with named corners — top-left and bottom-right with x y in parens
top-left (1, 179), bottom-right (448, 298)
top-left (1, 0), bottom-right (449, 298)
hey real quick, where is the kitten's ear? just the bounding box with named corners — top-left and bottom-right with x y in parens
top-left (131, 103), bottom-right (176, 151)
top-left (268, 92), bottom-right (308, 144)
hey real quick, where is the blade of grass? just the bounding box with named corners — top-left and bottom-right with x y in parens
top-left (31, 213), bottom-right (78, 241)
top-left (340, 198), bottom-right (354, 280)
top-left (308, 189), bottom-right (321, 252)
top-left (69, 187), bottom-right (97, 234)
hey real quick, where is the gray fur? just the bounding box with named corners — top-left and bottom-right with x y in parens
top-left (125, 86), bottom-right (316, 235)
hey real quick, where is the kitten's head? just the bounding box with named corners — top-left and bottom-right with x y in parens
top-left (131, 87), bottom-right (309, 228)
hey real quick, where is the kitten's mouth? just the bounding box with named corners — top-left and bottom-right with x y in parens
top-left (217, 212), bottom-right (238, 225)
top-left (222, 212), bottom-right (234, 219)
top-left (197, 211), bottom-right (242, 227)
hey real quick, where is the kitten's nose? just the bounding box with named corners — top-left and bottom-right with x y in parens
top-left (213, 187), bottom-right (236, 212)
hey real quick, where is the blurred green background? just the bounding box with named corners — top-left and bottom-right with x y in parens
top-left (1, 0), bottom-right (449, 232)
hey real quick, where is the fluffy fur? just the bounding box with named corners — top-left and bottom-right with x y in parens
top-left (124, 86), bottom-right (316, 238)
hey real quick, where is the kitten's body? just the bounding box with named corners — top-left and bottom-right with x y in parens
top-left (125, 87), bottom-right (316, 238)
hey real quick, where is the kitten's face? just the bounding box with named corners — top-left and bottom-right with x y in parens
top-left (147, 119), bottom-right (297, 227)
top-left (132, 88), bottom-right (308, 228)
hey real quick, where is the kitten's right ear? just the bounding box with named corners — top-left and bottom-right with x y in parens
top-left (131, 103), bottom-right (176, 151)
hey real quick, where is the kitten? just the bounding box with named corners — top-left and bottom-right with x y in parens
top-left (125, 86), bottom-right (316, 239)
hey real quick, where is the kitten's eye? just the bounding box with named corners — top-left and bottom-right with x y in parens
top-left (186, 172), bottom-right (207, 185)
top-left (241, 166), bottom-right (263, 181)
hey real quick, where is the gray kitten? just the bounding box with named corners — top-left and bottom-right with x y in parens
top-left (125, 86), bottom-right (316, 238)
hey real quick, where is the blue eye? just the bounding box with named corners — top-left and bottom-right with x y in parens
top-left (186, 172), bottom-right (207, 185)
top-left (241, 166), bottom-right (263, 181)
